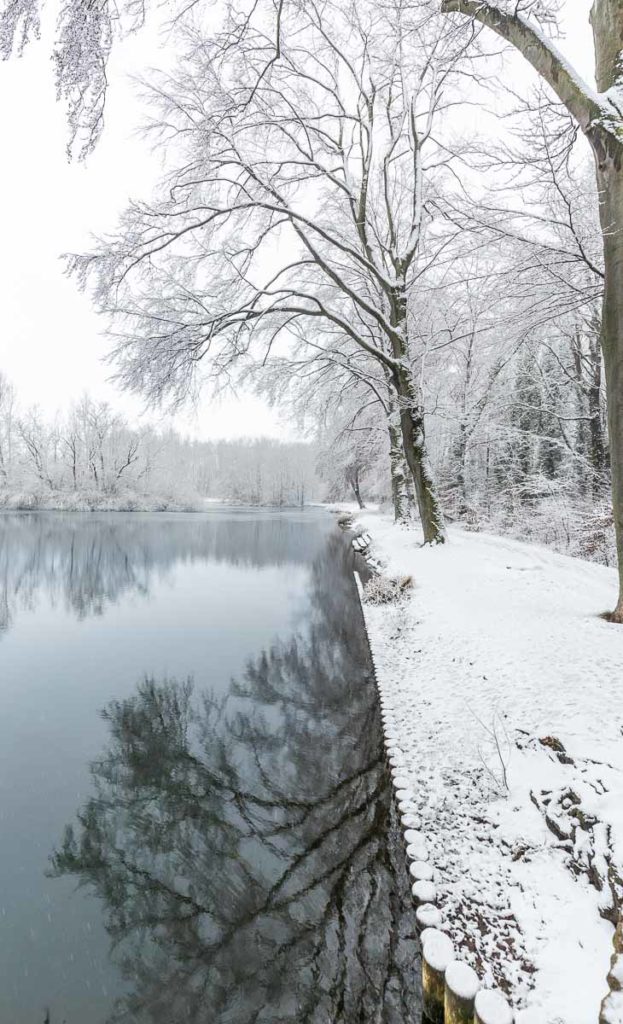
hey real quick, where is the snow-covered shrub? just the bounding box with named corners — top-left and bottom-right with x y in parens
top-left (0, 489), bottom-right (43, 510)
top-left (575, 501), bottom-right (616, 565)
top-left (362, 573), bottom-right (412, 605)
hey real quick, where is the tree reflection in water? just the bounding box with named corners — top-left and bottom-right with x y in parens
top-left (0, 510), bottom-right (330, 631)
top-left (50, 536), bottom-right (420, 1023)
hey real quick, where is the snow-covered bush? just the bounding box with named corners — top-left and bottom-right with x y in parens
top-left (0, 489), bottom-right (44, 510)
top-left (362, 573), bottom-right (412, 605)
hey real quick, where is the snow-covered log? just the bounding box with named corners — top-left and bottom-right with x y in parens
top-left (444, 960), bottom-right (480, 1024)
top-left (395, 787), bottom-right (413, 802)
top-left (404, 828), bottom-right (422, 844)
top-left (412, 879), bottom-right (437, 905)
top-left (422, 929), bottom-right (454, 1024)
top-left (474, 988), bottom-right (514, 1024)
top-left (406, 841), bottom-right (429, 861)
top-left (416, 902), bottom-right (442, 931)
top-left (410, 860), bottom-right (434, 882)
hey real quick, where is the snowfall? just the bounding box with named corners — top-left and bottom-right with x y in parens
top-left (350, 510), bottom-right (623, 1024)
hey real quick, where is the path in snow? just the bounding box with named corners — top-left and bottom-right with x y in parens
top-left (353, 512), bottom-right (623, 1024)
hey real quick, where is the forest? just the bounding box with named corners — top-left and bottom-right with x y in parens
top-left (0, 380), bottom-right (318, 508)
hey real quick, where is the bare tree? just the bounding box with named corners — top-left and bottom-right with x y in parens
top-left (440, 0), bottom-right (623, 619)
top-left (66, 0), bottom-right (483, 542)
top-left (18, 409), bottom-right (46, 487)
top-left (254, 335), bottom-right (415, 521)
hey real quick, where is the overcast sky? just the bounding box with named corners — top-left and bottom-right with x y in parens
top-left (0, 10), bottom-right (288, 439)
top-left (0, 0), bottom-right (593, 439)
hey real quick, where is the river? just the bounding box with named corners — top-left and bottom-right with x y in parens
top-left (0, 508), bottom-right (420, 1024)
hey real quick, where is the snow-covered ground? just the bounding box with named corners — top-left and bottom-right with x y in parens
top-left (352, 510), bottom-right (623, 1024)
top-left (0, 488), bottom-right (203, 513)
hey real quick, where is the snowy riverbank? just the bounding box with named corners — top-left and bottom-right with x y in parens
top-left (0, 492), bottom-right (319, 513)
top-left (352, 510), bottom-right (623, 1024)
top-left (0, 488), bottom-right (203, 513)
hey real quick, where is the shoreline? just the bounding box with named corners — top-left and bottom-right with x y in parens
top-left (348, 509), bottom-right (623, 1024)
top-left (0, 498), bottom-right (321, 515)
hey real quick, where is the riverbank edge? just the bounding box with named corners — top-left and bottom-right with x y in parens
top-left (336, 507), bottom-right (623, 1024)
top-left (0, 494), bottom-right (318, 514)
top-left (344, 515), bottom-right (512, 1024)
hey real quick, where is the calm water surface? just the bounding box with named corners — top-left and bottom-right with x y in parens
top-left (0, 509), bottom-right (420, 1024)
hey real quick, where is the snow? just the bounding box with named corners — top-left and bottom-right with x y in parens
top-left (417, 903), bottom-right (443, 929)
top-left (475, 988), bottom-right (514, 1024)
top-left (605, 998), bottom-right (623, 1024)
top-left (413, 879), bottom-right (437, 903)
top-left (410, 860), bottom-right (434, 882)
top-left (446, 959), bottom-right (480, 1000)
top-left (353, 510), bottom-right (623, 1024)
top-left (406, 840), bottom-right (429, 860)
top-left (424, 930), bottom-right (455, 972)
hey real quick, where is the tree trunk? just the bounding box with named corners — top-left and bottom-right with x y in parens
top-left (588, 329), bottom-right (607, 487)
top-left (452, 421), bottom-right (469, 515)
top-left (388, 413), bottom-right (415, 524)
top-left (592, 0), bottom-right (623, 619)
top-left (395, 367), bottom-right (446, 544)
top-left (349, 469), bottom-right (365, 509)
top-left (388, 284), bottom-right (446, 544)
top-left (595, 169), bottom-right (623, 619)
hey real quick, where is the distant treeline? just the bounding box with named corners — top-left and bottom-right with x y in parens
top-left (0, 383), bottom-right (319, 510)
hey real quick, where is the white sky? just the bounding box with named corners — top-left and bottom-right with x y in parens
top-left (0, 0), bottom-right (593, 439)
top-left (0, 10), bottom-right (288, 439)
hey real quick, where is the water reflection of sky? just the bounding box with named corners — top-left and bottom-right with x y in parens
top-left (0, 509), bottom-right (420, 1024)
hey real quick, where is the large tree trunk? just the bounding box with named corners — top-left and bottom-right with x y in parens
top-left (595, 168), bottom-right (623, 619)
top-left (394, 366), bottom-right (446, 543)
top-left (388, 422), bottom-right (410, 522)
top-left (387, 403), bottom-right (416, 524)
top-left (388, 285), bottom-right (446, 544)
top-left (441, 0), bottom-right (623, 618)
top-left (592, 0), bottom-right (623, 620)
top-left (452, 421), bottom-right (469, 516)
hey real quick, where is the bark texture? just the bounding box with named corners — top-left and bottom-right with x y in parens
top-left (592, 0), bottom-right (623, 620)
top-left (444, 977), bottom-right (478, 1024)
top-left (397, 388), bottom-right (446, 544)
top-left (388, 285), bottom-right (446, 544)
top-left (388, 417), bottom-right (415, 524)
top-left (596, 170), bottom-right (623, 620)
top-left (422, 953), bottom-right (445, 1024)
